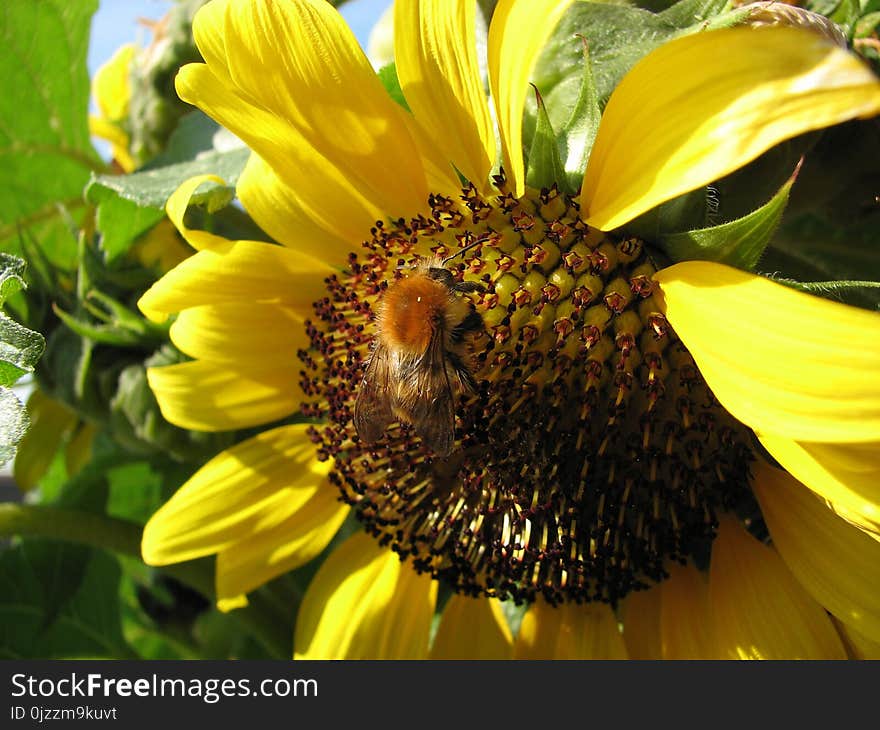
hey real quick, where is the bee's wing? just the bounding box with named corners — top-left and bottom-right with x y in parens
top-left (353, 343), bottom-right (396, 444)
top-left (402, 333), bottom-right (456, 457)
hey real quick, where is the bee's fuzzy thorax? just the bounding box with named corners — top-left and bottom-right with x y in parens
top-left (377, 271), bottom-right (451, 354)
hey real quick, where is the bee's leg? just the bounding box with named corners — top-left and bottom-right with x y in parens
top-left (450, 310), bottom-right (484, 343)
top-left (450, 281), bottom-right (485, 295)
top-left (447, 352), bottom-right (478, 391)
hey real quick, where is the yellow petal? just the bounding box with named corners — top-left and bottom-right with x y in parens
top-left (88, 115), bottom-right (135, 172)
top-left (165, 175), bottom-right (236, 252)
top-left (177, 65), bottom-right (389, 236)
top-left (130, 219), bottom-right (191, 274)
top-left (188, 0), bottom-right (429, 215)
top-left (709, 515), bottom-right (846, 659)
top-left (654, 261), bottom-right (880, 443)
top-left (216, 489), bottom-right (350, 609)
top-left (400, 109), bottom-right (465, 197)
top-left (236, 153), bottom-right (356, 258)
top-left (146, 359), bottom-right (302, 432)
top-left (834, 618), bottom-right (880, 660)
top-left (137, 239), bottom-right (331, 323)
top-left (92, 44), bottom-right (134, 122)
top-left (170, 302), bottom-right (308, 366)
top-left (752, 461), bottom-right (880, 643)
top-left (64, 421), bottom-right (96, 479)
top-left (757, 435), bottom-right (880, 535)
top-left (142, 424), bottom-right (327, 565)
top-left (660, 563), bottom-right (716, 659)
top-left (429, 595), bottom-right (513, 659)
top-left (582, 27), bottom-right (880, 230)
top-left (619, 582), bottom-right (662, 660)
top-left (395, 0), bottom-right (494, 189)
top-left (294, 532), bottom-right (437, 659)
top-left (13, 391), bottom-right (77, 491)
top-left (488, 0), bottom-right (572, 197)
top-left (514, 599), bottom-right (627, 659)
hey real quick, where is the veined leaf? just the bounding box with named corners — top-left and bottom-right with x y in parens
top-left (86, 147), bottom-right (250, 211)
top-left (0, 542), bottom-right (132, 659)
top-left (0, 1), bottom-right (100, 257)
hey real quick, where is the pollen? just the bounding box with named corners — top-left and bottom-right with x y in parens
top-left (299, 175), bottom-right (756, 606)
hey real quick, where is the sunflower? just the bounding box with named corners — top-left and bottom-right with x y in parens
top-left (89, 44), bottom-right (137, 173)
top-left (139, 0), bottom-right (880, 659)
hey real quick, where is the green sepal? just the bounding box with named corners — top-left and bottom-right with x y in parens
top-left (855, 11), bottom-right (880, 38)
top-left (377, 63), bottom-right (411, 112)
top-left (660, 162), bottom-right (799, 269)
top-left (805, 0), bottom-right (860, 36)
top-left (107, 346), bottom-right (236, 464)
top-left (525, 87), bottom-right (568, 192)
top-left (52, 290), bottom-right (168, 349)
top-left (769, 277), bottom-right (880, 303)
top-left (558, 37), bottom-right (601, 194)
top-left (698, 4), bottom-right (759, 30)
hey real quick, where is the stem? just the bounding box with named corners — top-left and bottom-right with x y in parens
top-left (0, 503), bottom-right (291, 659)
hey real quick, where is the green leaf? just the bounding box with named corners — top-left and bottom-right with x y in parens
top-left (0, 0), bottom-right (100, 251)
top-left (86, 146), bottom-right (250, 211)
top-left (0, 253), bottom-right (26, 305)
top-left (21, 539), bottom-right (91, 630)
top-left (377, 63), bottom-right (411, 112)
top-left (660, 163), bottom-right (798, 269)
top-left (0, 254), bottom-right (45, 466)
top-left (119, 571), bottom-right (194, 660)
top-left (0, 311), bottom-right (46, 386)
top-left (525, 88), bottom-right (567, 191)
top-left (106, 461), bottom-right (165, 524)
top-left (0, 542), bottom-right (133, 659)
top-left (92, 187), bottom-right (165, 262)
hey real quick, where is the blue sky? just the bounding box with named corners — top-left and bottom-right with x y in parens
top-left (89, 0), bottom-right (392, 75)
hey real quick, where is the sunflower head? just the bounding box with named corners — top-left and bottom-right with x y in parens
top-left (301, 176), bottom-right (758, 606)
top-left (139, 0), bottom-right (880, 658)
